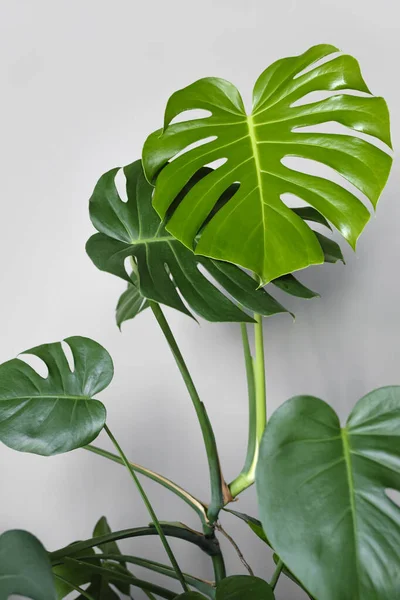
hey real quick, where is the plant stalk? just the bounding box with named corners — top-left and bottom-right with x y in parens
top-left (104, 424), bottom-right (188, 592)
top-left (84, 444), bottom-right (208, 526)
top-left (270, 558), bottom-right (284, 590)
top-left (149, 300), bottom-right (230, 527)
top-left (229, 316), bottom-right (266, 497)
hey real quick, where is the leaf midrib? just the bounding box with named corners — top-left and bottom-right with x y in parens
top-left (246, 113), bottom-right (266, 271)
top-left (0, 395), bottom-right (93, 401)
top-left (341, 427), bottom-right (361, 598)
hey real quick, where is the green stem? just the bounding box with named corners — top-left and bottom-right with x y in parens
top-left (270, 559), bottom-right (284, 590)
top-left (50, 525), bottom-right (220, 564)
top-left (149, 301), bottom-right (228, 526)
top-left (229, 316), bottom-right (266, 498)
top-left (53, 574), bottom-right (96, 600)
top-left (84, 444), bottom-right (208, 527)
top-left (104, 424), bottom-right (188, 592)
top-left (211, 552), bottom-right (227, 583)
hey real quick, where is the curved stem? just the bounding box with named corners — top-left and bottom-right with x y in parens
top-left (229, 316), bottom-right (266, 498)
top-left (215, 522), bottom-right (254, 576)
top-left (84, 444), bottom-right (208, 526)
top-left (104, 424), bottom-right (188, 593)
top-left (50, 525), bottom-right (221, 563)
top-left (149, 301), bottom-right (230, 526)
top-left (270, 559), bottom-right (284, 590)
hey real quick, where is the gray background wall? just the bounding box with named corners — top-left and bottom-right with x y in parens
top-left (0, 1), bottom-right (398, 598)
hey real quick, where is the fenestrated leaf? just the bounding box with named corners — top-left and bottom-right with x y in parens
top-left (215, 575), bottom-right (274, 599)
top-left (256, 386), bottom-right (400, 600)
top-left (0, 530), bottom-right (56, 600)
top-left (116, 273), bottom-right (149, 329)
top-left (87, 160), bottom-right (291, 322)
top-left (0, 336), bottom-right (113, 455)
top-left (143, 44), bottom-right (391, 285)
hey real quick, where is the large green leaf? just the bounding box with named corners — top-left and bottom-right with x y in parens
top-left (87, 160), bottom-right (293, 322)
top-left (256, 386), bottom-right (400, 600)
top-left (0, 336), bottom-right (113, 455)
top-left (0, 530), bottom-right (56, 600)
top-left (174, 594), bottom-right (206, 599)
top-left (87, 160), bottom-right (343, 324)
top-left (143, 44), bottom-right (392, 284)
top-left (215, 576), bottom-right (274, 599)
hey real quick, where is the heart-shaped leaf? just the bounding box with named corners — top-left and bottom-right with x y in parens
top-left (256, 386), bottom-right (400, 600)
top-left (87, 160), bottom-right (294, 322)
top-left (143, 44), bottom-right (391, 284)
top-left (0, 336), bottom-right (113, 455)
top-left (0, 530), bottom-right (56, 600)
top-left (216, 575), bottom-right (274, 599)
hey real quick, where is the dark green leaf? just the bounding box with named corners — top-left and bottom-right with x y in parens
top-left (143, 44), bottom-right (391, 284)
top-left (53, 546), bottom-right (95, 599)
top-left (116, 274), bottom-right (149, 329)
top-left (87, 160), bottom-right (290, 322)
top-left (93, 516), bottom-right (129, 595)
top-left (256, 386), bottom-right (400, 600)
top-left (0, 336), bottom-right (113, 455)
top-left (215, 575), bottom-right (274, 599)
top-left (315, 232), bottom-right (344, 264)
top-left (0, 530), bottom-right (56, 600)
top-left (223, 508), bottom-right (269, 545)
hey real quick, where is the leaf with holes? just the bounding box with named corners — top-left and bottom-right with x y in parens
top-left (87, 159), bottom-right (297, 323)
top-left (143, 44), bottom-right (392, 284)
top-left (0, 336), bottom-right (113, 455)
top-left (256, 386), bottom-right (400, 600)
top-left (0, 530), bottom-right (56, 600)
top-left (216, 575), bottom-right (274, 599)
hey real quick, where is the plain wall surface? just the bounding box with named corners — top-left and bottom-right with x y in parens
top-left (0, 1), bottom-right (399, 598)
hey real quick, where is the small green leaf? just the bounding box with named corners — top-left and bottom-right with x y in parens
top-left (143, 44), bottom-right (391, 284)
top-left (92, 516), bottom-right (130, 595)
top-left (223, 508), bottom-right (270, 545)
top-left (0, 337), bottom-right (113, 455)
top-left (53, 546), bottom-right (95, 599)
top-left (116, 274), bottom-right (149, 329)
top-left (256, 386), bottom-right (400, 600)
top-left (216, 575), bottom-right (274, 599)
top-left (0, 530), bottom-right (56, 600)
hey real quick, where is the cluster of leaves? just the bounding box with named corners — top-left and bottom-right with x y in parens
top-left (0, 44), bottom-right (396, 600)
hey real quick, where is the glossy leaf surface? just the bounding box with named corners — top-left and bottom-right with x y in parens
top-left (0, 336), bottom-right (113, 455)
top-left (215, 575), bottom-right (274, 599)
top-left (87, 160), bottom-right (291, 322)
top-left (256, 386), bottom-right (400, 600)
top-left (143, 44), bottom-right (391, 284)
top-left (116, 273), bottom-right (149, 329)
top-left (0, 530), bottom-right (56, 600)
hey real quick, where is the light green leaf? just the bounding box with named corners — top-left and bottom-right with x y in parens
top-left (143, 44), bottom-right (391, 284)
top-left (215, 575), bottom-right (274, 599)
top-left (256, 386), bottom-right (400, 600)
top-left (0, 336), bottom-right (113, 455)
top-left (87, 160), bottom-right (291, 322)
top-left (0, 530), bottom-right (56, 600)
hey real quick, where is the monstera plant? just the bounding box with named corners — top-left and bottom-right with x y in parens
top-left (0, 45), bottom-right (396, 600)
